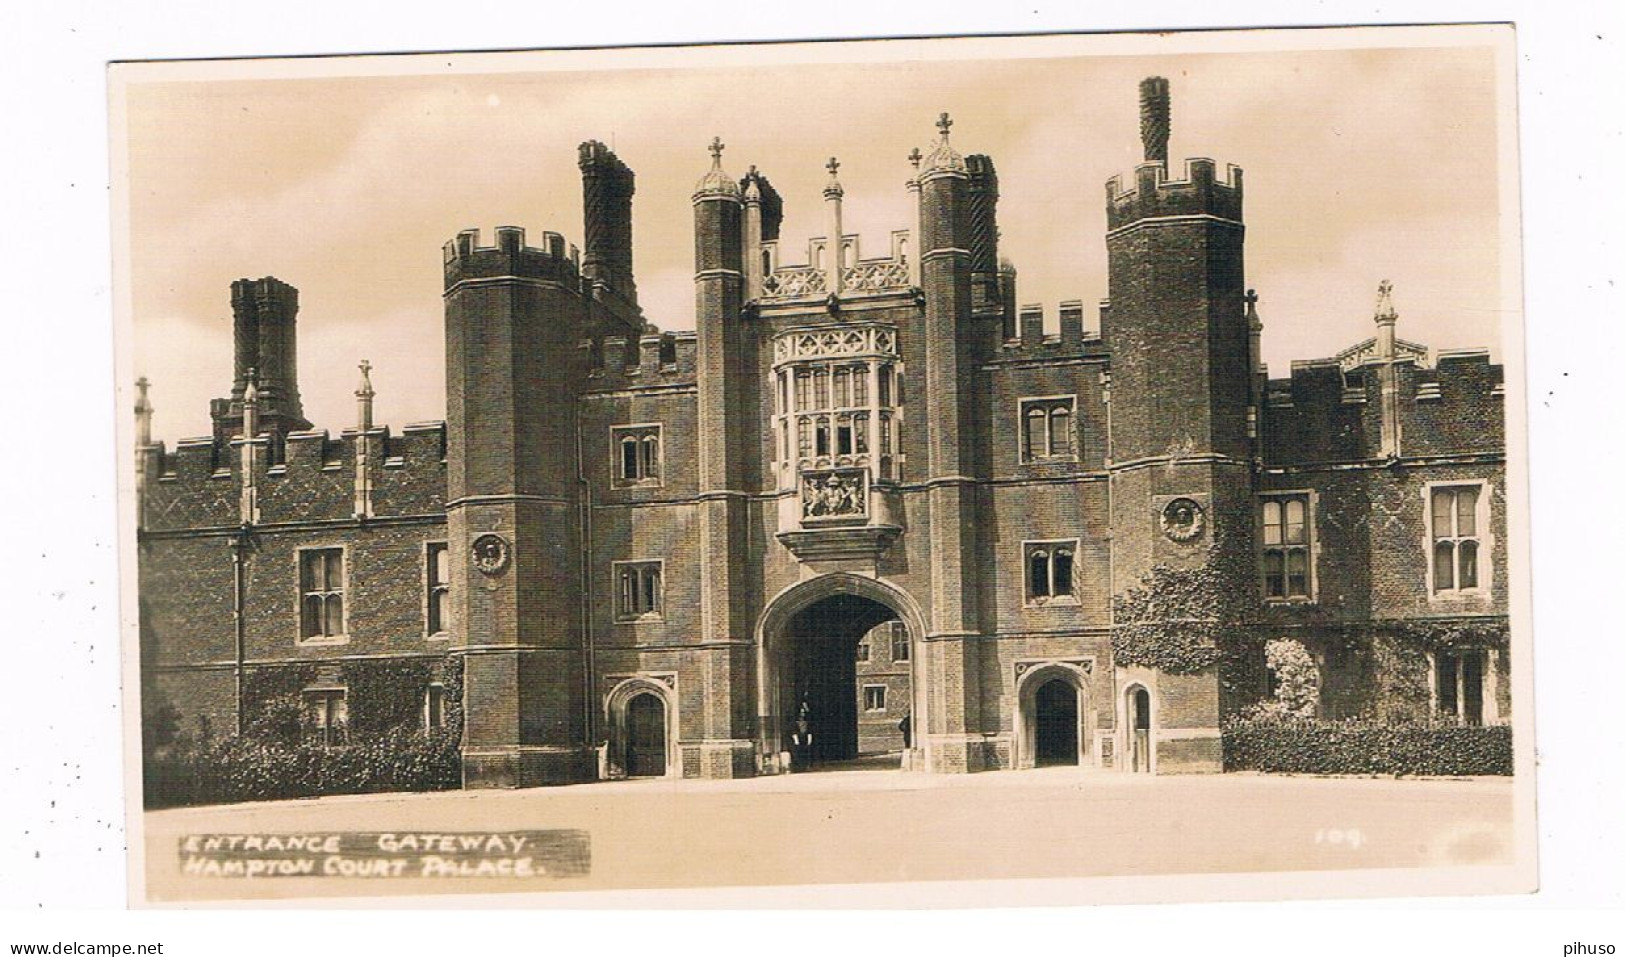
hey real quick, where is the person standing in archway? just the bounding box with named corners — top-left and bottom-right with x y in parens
top-left (898, 712), bottom-right (912, 750)
top-left (793, 699), bottom-right (813, 771)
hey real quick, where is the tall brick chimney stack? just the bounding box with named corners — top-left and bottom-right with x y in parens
top-left (213, 276), bottom-right (311, 446)
top-left (1140, 76), bottom-right (1171, 166)
top-left (578, 140), bottom-right (638, 308)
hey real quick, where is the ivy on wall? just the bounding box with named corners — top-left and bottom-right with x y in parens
top-left (1111, 559), bottom-right (1251, 675)
top-left (142, 656), bottom-right (467, 808)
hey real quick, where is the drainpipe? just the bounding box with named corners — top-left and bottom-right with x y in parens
top-left (575, 401), bottom-right (598, 764)
top-left (230, 526), bottom-right (248, 736)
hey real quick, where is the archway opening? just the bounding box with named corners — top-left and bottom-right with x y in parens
top-left (1128, 685), bottom-right (1152, 773)
top-left (776, 593), bottom-right (907, 772)
top-left (625, 691), bottom-right (668, 778)
top-left (1034, 678), bottom-right (1081, 767)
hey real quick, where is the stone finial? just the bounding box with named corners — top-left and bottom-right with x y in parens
top-left (1139, 76), bottom-right (1170, 165)
top-left (241, 367), bottom-right (260, 445)
top-left (1245, 289), bottom-right (1262, 331)
top-left (921, 112), bottom-right (966, 175)
top-left (1374, 279), bottom-right (1397, 326)
top-left (824, 156), bottom-right (844, 200)
top-left (134, 377), bottom-right (153, 447)
top-left (355, 359), bottom-right (375, 431)
top-left (693, 135), bottom-right (741, 199)
top-left (907, 147), bottom-right (922, 171)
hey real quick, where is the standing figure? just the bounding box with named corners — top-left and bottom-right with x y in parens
top-left (792, 699), bottom-right (814, 771)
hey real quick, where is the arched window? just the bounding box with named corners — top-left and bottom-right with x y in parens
top-left (613, 425), bottom-right (662, 484)
top-left (1024, 540), bottom-right (1079, 603)
top-left (640, 435), bottom-right (659, 480)
top-left (1052, 546), bottom-right (1075, 597)
top-left (1048, 405), bottom-right (1072, 457)
top-left (620, 436), bottom-right (639, 481)
top-left (1024, 406), bottom-right (1047, 460)
top-left (1028, 548), bottom-right (1050, 599)
top-left (616, 562), bottom-right (662, 619)
top-left (1020, 397), bottom-right (1078, 463)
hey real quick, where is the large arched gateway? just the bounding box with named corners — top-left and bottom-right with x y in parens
top-left (755, 574), bottom-right (928, 774)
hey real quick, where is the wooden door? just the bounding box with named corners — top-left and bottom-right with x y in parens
top-left (626, 693), bottom-right (667, 777)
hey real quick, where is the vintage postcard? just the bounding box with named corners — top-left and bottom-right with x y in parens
top-left (111, 24), bottom-right (1534, 905)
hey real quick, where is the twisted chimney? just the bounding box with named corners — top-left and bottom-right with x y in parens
top-left (1140, 76), bottom-right (1170, 166)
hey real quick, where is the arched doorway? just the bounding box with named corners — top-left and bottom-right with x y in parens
top-left (1014, 663), bottom-right (1091, 769)
top-left (605, 677), bottom-right (676, 779)
top-left (1034, 679), bottom-right (1080, 766)
top-left (1126, 685), bottom-right (1153, 773)
top-left (757, 574), bottom-right (925, 774)
top-left (625, 692), bottom-right (667, 778)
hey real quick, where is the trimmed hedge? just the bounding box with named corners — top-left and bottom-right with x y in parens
top-left (1222, 715), bottom-right (1512, 776)
top-left (143, 727), bottom-right (461, 809)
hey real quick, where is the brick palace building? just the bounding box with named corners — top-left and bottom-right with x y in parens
top-left (134, 77), bottom-right (1510, 787)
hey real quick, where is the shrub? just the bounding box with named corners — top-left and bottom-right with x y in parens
top-left (1222, 713), bottom-right (1512, 776)
top-left (143, 726), bottom-right (462, 809)
top-left (1258, 638), bottom-right (1320, 718)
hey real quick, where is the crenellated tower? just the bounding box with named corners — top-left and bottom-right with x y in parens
top-left (442, 223), bottom-right (595, 788)
top-left (1104, 77), bottom-right (1251, 773)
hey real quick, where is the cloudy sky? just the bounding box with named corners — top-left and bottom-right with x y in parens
top-left (118, 31), bottom-right (1512, 443)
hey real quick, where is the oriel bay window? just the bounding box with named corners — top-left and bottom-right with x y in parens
top-left (1025, 540), bottom-right (1077, 604)
top-left (1260, 494), bottom-right (1313, 600)
top-left (772, 327), bottom-right (903, 486)
top-left (1430, 484), bottom-right (1483, 594)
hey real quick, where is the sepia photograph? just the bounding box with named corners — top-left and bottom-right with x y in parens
top-left (109, 24), bottom-right (1534, 906)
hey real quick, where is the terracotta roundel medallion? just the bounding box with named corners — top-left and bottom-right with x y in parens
top-left (471, 533), bottom-right (512, 576)
top-left (1160, 497), bottom-right (1206, 543)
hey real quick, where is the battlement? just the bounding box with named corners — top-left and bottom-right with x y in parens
top-left (581, 331), bottom-right (699, 388)
top-left (1263, 345), bottom-right (1504, 465)
top-left (1105, 158), bottom-right (1244, 231)
top-left (997, 300), bottom-right (1101, 357)
top-left (142, 421), bottom-right (448, 531)
top-left (442, 226), bottom-right (582, 292)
